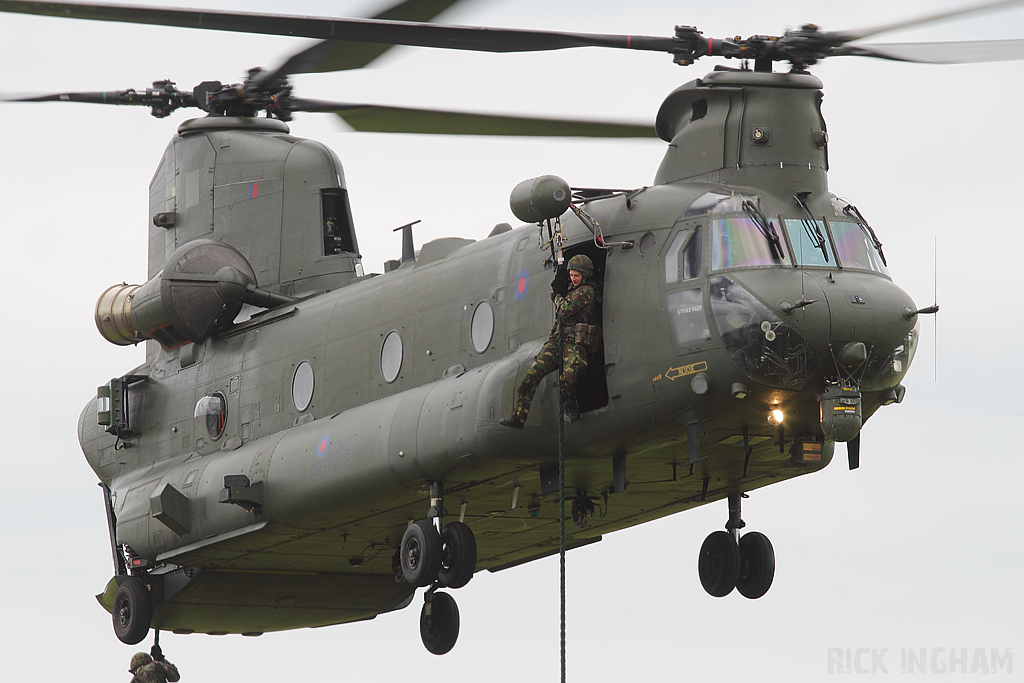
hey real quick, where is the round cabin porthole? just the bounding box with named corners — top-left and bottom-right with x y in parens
top-left (470, 301), bottom-right (494, 354)
top-left (292, 360), bottom-right (315, 412)
top-left (380, 330), bottom-right (403, 383)
top-left (195, 391), bottom-right (227, 441)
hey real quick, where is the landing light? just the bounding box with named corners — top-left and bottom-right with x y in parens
top-left (768, 409), bottom-right (785, 425)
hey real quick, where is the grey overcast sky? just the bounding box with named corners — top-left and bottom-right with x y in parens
top-left (1, 0), bottom-right (1022, 681)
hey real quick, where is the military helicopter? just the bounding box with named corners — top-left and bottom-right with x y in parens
top-left (3, 0), bottom-right (1022, 662)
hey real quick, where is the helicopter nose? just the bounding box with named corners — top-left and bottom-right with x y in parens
top-left (817, 271), bottom-right (918, 365)
top-left (716, 270), bottom-right (918, 394)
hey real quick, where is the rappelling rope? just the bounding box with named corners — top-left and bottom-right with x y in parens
top-left (558, 319), bottom-right (567, 683)
top-left (542, 218), bottom-right (568, 683)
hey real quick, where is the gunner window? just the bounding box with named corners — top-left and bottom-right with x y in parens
top-left (667, 289), bottom-right (710, 347)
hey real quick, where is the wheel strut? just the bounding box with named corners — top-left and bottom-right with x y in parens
top-left (411, 481), bottom-right (476, 655)
top-left (428, 481), bottom-right (446, 523)
top-left (726, 492), bottom-right (747, 544)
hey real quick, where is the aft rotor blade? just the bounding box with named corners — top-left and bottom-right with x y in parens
top-left (290, 99), bottom-right (657, 137)
top-left (831, 0), bottom-right (1024, 43)
top-left (0, 1), bottom-right (678, 55)
top-left (836, 38), bottom-right (1024, 63)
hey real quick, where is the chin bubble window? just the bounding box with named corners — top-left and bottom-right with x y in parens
top-left (195, 391), bottom-right (227, 441)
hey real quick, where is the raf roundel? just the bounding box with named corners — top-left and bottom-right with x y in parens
top-left (515, 269), bottom-right (529, 301)
top-left (317, 435), bottom-right (330, 459)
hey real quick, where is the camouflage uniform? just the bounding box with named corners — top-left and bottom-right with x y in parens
top-left (510, 279), bottom-right (597, 422)
top-left (129, 652), bottom-right (180, 683)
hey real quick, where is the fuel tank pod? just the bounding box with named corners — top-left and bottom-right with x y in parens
top-left (509, 175), bottom-right (571, 224)
top-left (95, 239), bottom-right (257, 349)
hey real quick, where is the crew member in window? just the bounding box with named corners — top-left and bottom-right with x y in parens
top-left (501, 254), bottom-right (598, 428)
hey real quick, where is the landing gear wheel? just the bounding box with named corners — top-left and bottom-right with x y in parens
top-left (737, 531), bottom-right (775, 599)
top-left (112, 577), bottom-right (153, 645)
top-left (401, 520), bottom-right (442, 587)
top-left (698, 530), bottom-right (740, 597)
top-left (420, 592), bottom-right (460, 655)
top-left (438, 521), bottom-right (477, 589)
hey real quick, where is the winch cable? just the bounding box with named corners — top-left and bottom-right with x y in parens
top-left (542, 217), bottom-right (568, 683)
top-left (558, 321), bottom-right (567, 683)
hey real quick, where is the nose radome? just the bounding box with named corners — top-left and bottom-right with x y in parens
top-left (821, 272), bottom-right (917, 351)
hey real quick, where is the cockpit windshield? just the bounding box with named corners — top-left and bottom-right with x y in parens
top-left (784, 218), bottom-right (835, 267)
top-left (830, 221), bottom-right (890, 276)
top-left (711, 217), bottom-right (791, 270)
top-left (685, 190), bottom-right (764, 218)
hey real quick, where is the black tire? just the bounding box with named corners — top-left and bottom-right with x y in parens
top-left (401, 520), bottom-right (442, 587)
top-left (737, 531), bottom-right (776, 599)
top-left (438, 522), bottom-right (477, 589)
top-left (698, 530), bottom-right (740, 598)
top-left (112, 577), bottom-right (153, 645)
top-left (420, 591), bottom-right (460, 655)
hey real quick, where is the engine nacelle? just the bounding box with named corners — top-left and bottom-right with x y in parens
top-left (94, 239), bottom-right (257, 349)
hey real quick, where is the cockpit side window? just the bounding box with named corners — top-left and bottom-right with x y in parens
top-left (682, 226), bottom-right (702, 281)
top-left (665, 230), bottom-right (688, 284)
top-left (829, 221), bottom-right (890, 276)
top-left (665, 226), bottom-right (704, 284)
top-left (711, 217), bottom-right (791, 270)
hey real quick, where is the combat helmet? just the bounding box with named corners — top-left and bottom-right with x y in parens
top-left (566, 254), bottom-right (594, 279)
top-left (130, 652), bottom-right (153, 673)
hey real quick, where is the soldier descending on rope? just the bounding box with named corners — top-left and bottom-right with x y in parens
top-left (500, 254), bottom-right (598, 429)
top-left (128, 645), bottom-right (180, 683)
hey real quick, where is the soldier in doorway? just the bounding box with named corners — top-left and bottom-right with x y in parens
top-left (500, 254), bottom-right (598, 428)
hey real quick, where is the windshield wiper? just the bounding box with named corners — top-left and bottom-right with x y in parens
top-left (793, 192), bottom-right (829, 263)
top-left (842, 204), bottom-right (887, 266)
top-left (742, 200), bottom-right (785, 261)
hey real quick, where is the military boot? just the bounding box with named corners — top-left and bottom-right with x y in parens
top-left (499, 415), bottom-right (525, 430)
top-left (563, 400), bottom-right (581, 423)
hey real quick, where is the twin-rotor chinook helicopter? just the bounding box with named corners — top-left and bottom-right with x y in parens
top-left (5, 0), bottom-right (1021, 658)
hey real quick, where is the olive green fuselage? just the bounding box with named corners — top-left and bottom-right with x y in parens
top-left (80, 71), bottom-right (918, 634)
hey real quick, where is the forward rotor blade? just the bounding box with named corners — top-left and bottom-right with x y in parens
top-left (832, 0), bottom-right (1024, 43)
top-left (3, 91), bottom-right (139, 104)
top-left (266, 0), bottom-right (464, 83)
top-left (0, 1), bottom-right (677, 55)
top-left (290, 99), bottom-right (657, 137)
top-left (1, 88), bottom-right (197, 109)
top-left (836, 38), bottom-right (1024, 63)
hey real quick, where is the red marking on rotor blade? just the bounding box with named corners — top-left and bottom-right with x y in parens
top-left (708, 37), bottom-right (712, 55)
top-left (250, 182), bottom-right (258, 199)
top-left (627, 35), bottom-right (631, 48)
